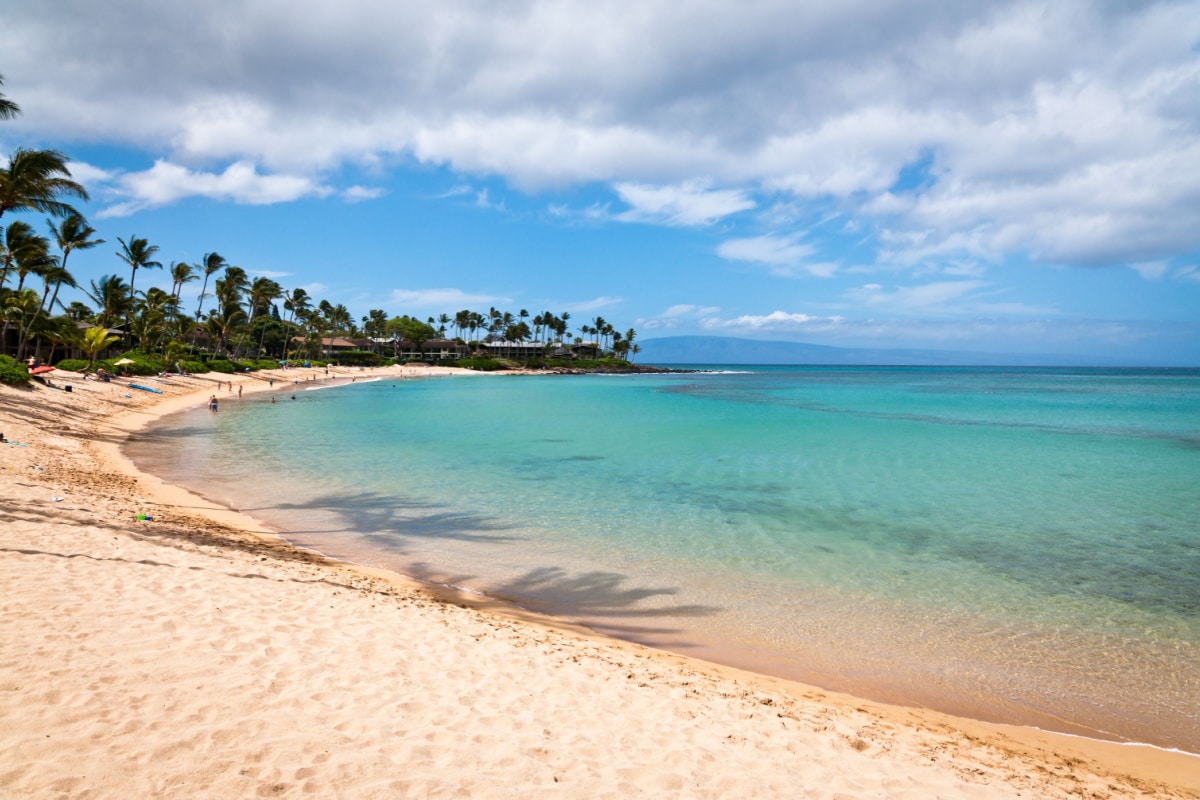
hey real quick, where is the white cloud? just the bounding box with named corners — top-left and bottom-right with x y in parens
top-left (562, 296), bottom-right (624, 312)
top-left (474, 187), bottom-right (508, 211)
top-left (717, 234), bottom-right (838, 278)
top-left (62, 161), bottom-right (115, 186)
top-left (662, 304), bottom-right (720, 318)
top-left (718, 233), bottom-right (812, 265)
top-left (838, 279), bottom-right (1060, 317)
top-left (699, 311), bottom-right (845, 332)
top-left (845, 280), bottom-right (990, 313)
top-left (637, 303), bottom-right (722, 330)
top-left (97, 160), bottom-right (328, 217)
top-left (389, 288), bottom-right (511, 309)
top-left (3, 0), bottom-right (1198, 266)
top-left (342, 185), bottom-right (385, 203)
top-left (1130, 261), bottom-right (1169, 281)
top-left (613, 180), bottom-right (754, 226)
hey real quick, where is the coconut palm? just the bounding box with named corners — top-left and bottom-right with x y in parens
top-left (35, 315), bottom-right (81, 365)
top-left (0, 73), bottom-right (21, 121)
top-left (283, 287), bottom-right (310, 326)
top-left (206, 304), bottom-right (246, 354)
top-left (0, 148), bottom-right (89, 221)
top-left (1, 220), bottom-right (44, 290)
top-left (168, 261), bottom-right (197, 310)
top-left (3, 289), bottom-right (40, 357)
top-left (115, 235), bottom-right (161, 331)
top-left (80, 325), bottom-right (119, 371)
top-left (86, 274), bottom-right (132, 329)
top-left (193, 252), bottom-right (226, 320)
top-left (281, 287), bottom-right (311, 358)
top-left (239, 275), bottom-right (282, 357)
top-left (46, 212), bottom-right (103, 312)
top-left (0, 224), bottom-right (53, 349)
top-left (16, 257), bottom-right (74, 361)
top-left (129, 288), bottom-right (170, 351)
top-left (63, 301), bottom-right (91, 321)
top-left (11, 234), bottom-right (54, 293)
top-left (213, 265), bottom-right (250, 321)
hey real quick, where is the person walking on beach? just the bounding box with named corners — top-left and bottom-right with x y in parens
top-left (238, 385), bottom-right (243, 399)
top-left (209, 395), bottom-right (218, 412)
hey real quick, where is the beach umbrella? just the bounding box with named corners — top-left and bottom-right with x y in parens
top-left (112, 358), bottom-right (136, 366)
top-left (29, 365), bottom-right (55, 375)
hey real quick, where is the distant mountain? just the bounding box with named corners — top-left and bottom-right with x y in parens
top-left (636, 336), bottom-right (1128, 367)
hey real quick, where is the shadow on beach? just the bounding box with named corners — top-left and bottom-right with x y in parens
top-left (228, 489), bottom-right (723, 641)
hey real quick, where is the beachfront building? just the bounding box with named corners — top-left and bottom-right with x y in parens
top-left (477, 340), bottom-right (599, 359)
top-left (480, 340), bottom-right (549, 360)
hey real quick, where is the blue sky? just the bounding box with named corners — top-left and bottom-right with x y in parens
top-left (3, 0), bottom-right (1199, 363)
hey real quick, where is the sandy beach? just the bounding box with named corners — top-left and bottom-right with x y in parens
top-left (2, 365), bottom-right (1198, 799)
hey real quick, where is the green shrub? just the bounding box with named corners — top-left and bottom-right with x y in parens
top-left (335, 350), bottom-right (382, 366)
top-left (0, 355), bottom-right (31, 386)
top-left (114, 350), bottom-right (163, 376)
top-left (205, 359), bottom-right (236, 374)
top-left (53, 358), bottom-right (90, 373)
top-left (456, 357), bottom-right (504, 371)
top-left (178, 360), bottom-right (207, 375)
top-left (232, 360), bottom-right (259, 372)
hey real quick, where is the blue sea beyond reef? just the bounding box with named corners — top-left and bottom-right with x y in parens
top-left (126, 366), bottom-right (1200, 751)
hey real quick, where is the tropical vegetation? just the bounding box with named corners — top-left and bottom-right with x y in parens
top-left (0, 74), bottom-right (639, 384)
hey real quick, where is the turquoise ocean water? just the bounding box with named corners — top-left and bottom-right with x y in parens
top-left (125, 367), bottom-right (1200, 750)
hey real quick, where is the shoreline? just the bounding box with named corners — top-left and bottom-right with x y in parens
top-left (3, 365), bottom-right (1199, 797)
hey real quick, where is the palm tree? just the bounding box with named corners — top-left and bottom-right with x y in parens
top-left (36, 314), bottom-right (81, 365)
top-left (0, 74), bottom-right (21, 120)
top-left (0, 224), bottom-right (53, 349)
top-left (282, 287), bottom-right (311, 358)
top-left (17, 257), bottom-right (75, 361)
top-left (86, 274), bottom-right (132, 329)
top-left (0, 148), bottom-right (89, 221)
top-left (115, 235), bottom-right (161, 333)
top-left (206, 304), bottom-right (246, 354)
top-left (130, 287), bottom-right (170, 351)
top-left (46, 212), bottom-right (103, 313)
top-left (1, 220), bottom-right (44, 290)
top-left (3, 289), bottom-right (41, 359)
top-left (168, 261), bottom-right (197, 310)
top-left (193, 252), bottom-right (226, 320)
top-left (63, 301), bottom-right (91, 321)
top-left (283, 287), bottom-right (310, 326)
top-left (80, 325), bottom-right (120, 371)
top-left (241, 276), bottom-right (282, 356)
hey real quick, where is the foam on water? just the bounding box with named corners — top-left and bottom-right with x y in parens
top-left (126, 367), bottom-right (1200, 749)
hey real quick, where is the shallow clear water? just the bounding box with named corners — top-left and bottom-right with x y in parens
top-left (127, 367), bottom-right (1200, 749)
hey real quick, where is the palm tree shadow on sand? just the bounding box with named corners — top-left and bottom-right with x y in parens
top-left (403, 561), bottom-right (720, 643)
top-left (241, 490), bottom-right (518, 546)
top-left (239, 489), bottom-right (721, 642)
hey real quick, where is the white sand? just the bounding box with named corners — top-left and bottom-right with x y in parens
top-left (2, 366), bottom-right (1197, 798)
